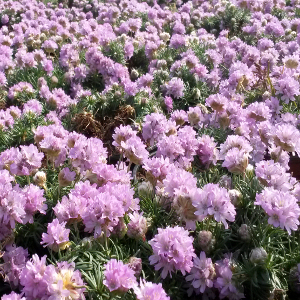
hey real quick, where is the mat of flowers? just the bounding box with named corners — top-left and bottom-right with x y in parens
top-left (1, 0), bottom-right (300, 299)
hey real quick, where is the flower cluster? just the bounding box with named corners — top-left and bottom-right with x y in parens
top-left (193, 184), bottom-right (236, 229)
top-left (149, 226), bottom-right (196, 278)
top-left (0, 170), bottom-right (47, 240)
top-left (255, 187), bottom-right (300, 234)
top-left (18, 255), bottom-right (85, 300)
top-left (2, 0), bottom-right (300, 298)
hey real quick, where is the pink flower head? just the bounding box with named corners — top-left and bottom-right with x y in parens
top-left (165, 77), bottom-right (185, 99)
top-left (255, 187), bottom-right (300, 234)
top-left (2, 245), bottom-right (29, 288)
top-left (10, 145), bottom-right (44, 176)
top-left (1, 292), bottom-right (26, 300)
top-left (164, 96), bottom-right (173, 112)
top-left (23, 99), bottom-right (43, 116)
top-left (193, 184), bottom-right (236, 229)
top-left (41, 219), bottom-right (70, 252)
top-left (149, 226), bottom-right (196, 278)
top-left (127, 212), bottom-right (148, 240)
top-left (186, 251), bottom-right (215, 294)
top-left (103, 259), bottom-right (137, 293)
top-left (133, 279), bottom-right (170, 300)
top-left (272, 123), bottom-right (300, 156)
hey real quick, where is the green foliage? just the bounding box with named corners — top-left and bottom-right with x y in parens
top-left (56, 238), bottom-right (138, 300)
top-left (128, 47), bottom-right (149, 76)
top-left (201, 4), bottom-right (251, 39)
top-left (82, 72), bottom-right (105, 94)
top-left (140, 196), bottom-right (176, 235)
top-left (0, 113), bottom-right (47, 152)
top-left (190, 42), bottom-right (211, 67)
top-left (272, 7), bottom-right (288, 20)
top-left (281, 97), bottom-right (300, 115)
top-left (103, 41), bottom-right (126, 65)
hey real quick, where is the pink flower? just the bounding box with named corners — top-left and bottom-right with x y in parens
top-left (133, 279), bottom-right (170, 300)
top-left (255, 187), bottom-right (300, 234)
top-left (103, 259), bottom-right (137, 293)
top-left (149, 226), bottom-right (196, 278)
top-left (41, 219), bottom-right (70, 252)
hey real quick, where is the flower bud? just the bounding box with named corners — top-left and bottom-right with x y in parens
top-left (250, 247), bottom-right (267, 264)
top-left (114, 218), bottom-right (127, 239)
top-left (219, 175), bottom-right (232, 189)
top-left (127, 212), bottom-right (149, 241)
top-left (138, 181), bottom-right (154, 199)
top-left (245, 164), bottom-right (254, 177)
top-left (37, 77), bottom-right (47, 89)
top-left (198, 230), bottom-right (215, 252)
top-left (132, 40), bottom-right (139, 48)
top-left (197, 103), bottom-right (209, 114)
top-left (81, 237), bottom-right (94, 249)
top-left (160, 32), bottom-right (170, 42)
top-left (228, 189), bottom-right (242, 206)
top-left (187, 24), bottom-right (194, 32)
top-left (130, 69), bottom-right (139, 80)
top-left (58, 168), bottom-right (76, 187)
top-left (140, 98), bottom-right (148, 105)
top-left (285, 29), bottom-right (292, 35)
top-left (157, 60), bottom-right (167, 69)
top-left (51, 76), bottom-right (58, 84)
top-left (33, 171), bottom-right (47, 188)
top-left (192, 88), bottom-right (201, 100)
top-left (127, 257), bottom-right (142, 277)
top-left (262, 91), bottom-right (271, 100)
top-left (289, 264), bottom-right (300, 294)
top-left (238, 224), bottom-right (251, 241)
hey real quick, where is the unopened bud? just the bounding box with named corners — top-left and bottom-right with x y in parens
top-left (245, 164), bottom-right (254, 176)
top-left (138, 181), bottom-right (154, 199)
top-left (37, 77), bottom-right (47, 89)
top-left (51, 76), bottom-right (58, 84)
top-left (140, 98), bottom-right (148, 105)
top-left (238, 224), bottom-right (251, 241)
top-left (159, 32), bottom-right (170, 42)
top-left (33, 171), bottom-right (47, 188)
top-left (58, 168), bottom-right (76, 187)
top-left (198, 230), bottom-right (215, 252)
top-left (192, 88), bottom-right (201, 100)
top-left (250, 247), bottom-right (267, 264)
top-left (127, 257), bottom-right (142, 277)
top-left (262, 91), bottom-right (271, 100)
top-left (219, 175), bottom-right (232, 189)
top-left (81, 237), bottom-right (94, 249)
top-left (131, 69), bottom-right (139, 80)
top-left (114, 218), bottom-right (127, 239)
top-left (228, 189), bottom-right (242, 206)
top-left (157, 60), bottom-right (167, 69)
top-left (127, 212), bottom-right (149, 241)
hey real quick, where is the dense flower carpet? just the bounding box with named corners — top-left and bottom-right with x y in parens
top-left (1, 0), bottom-right (300, 299)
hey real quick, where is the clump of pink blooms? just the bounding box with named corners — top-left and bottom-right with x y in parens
top-left (255, 187), bottom-right (300, 234)
top-left (103, 259), bottom-right (137, 293)
top-left (19, 255), bottom-right (85, 300)
top-left (41, 219), bottom-right (70, 252)
top-left (149, 226), bottom-right (196, 278)
top-left (2, 0), bottom-right (300, 298)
